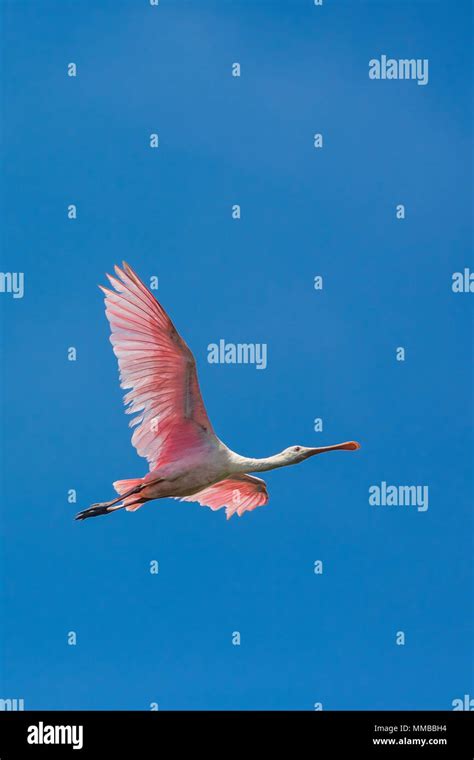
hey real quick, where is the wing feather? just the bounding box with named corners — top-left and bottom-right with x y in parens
top-left (101, 262), bottom-right (214, 469)
top-left (178, 474), bottom-right (269, 520)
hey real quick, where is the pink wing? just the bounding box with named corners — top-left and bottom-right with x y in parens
top-left (101, 262), bottom-right (215, 469)
top-left (178, 474), bottom-right (269, 520)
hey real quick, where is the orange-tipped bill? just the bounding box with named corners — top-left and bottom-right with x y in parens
top-left (303, 441), bottom-right (361, 457)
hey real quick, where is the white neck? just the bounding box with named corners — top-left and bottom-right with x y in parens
top-left (229, 452), bottom-right (289, 474)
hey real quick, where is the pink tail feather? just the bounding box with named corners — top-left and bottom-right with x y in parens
top-left (113, 478), bottom-right (143, 495)
top-left (113, 478), bottom-right (145, 510)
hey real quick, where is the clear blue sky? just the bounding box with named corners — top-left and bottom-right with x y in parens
top-left (0, 0), bottom-right (472, 710)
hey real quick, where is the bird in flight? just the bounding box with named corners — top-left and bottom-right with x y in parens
top-left (75, 263), bottom-right (360, 521)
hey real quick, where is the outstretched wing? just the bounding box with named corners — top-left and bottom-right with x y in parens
top-left (178, 474), bottom-right (269, 520)
top-left (101, 262), bottom-right (215, 469)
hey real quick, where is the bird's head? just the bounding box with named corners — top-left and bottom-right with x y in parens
top-left (281, 441), bottom-right (361, 464)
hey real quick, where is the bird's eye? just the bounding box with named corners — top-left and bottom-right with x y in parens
top-left (294, 446), bottom-right (301, 452)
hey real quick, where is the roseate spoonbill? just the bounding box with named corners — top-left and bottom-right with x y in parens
top-left (75, 263), bottom-right (360, 521)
